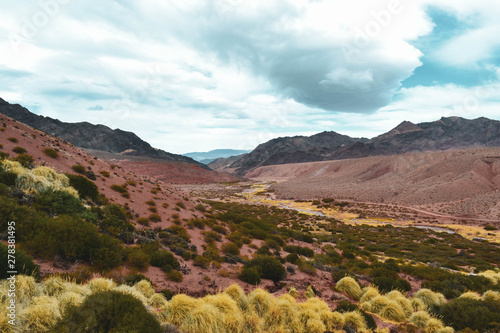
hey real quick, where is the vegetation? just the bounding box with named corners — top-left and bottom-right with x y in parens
top-left (71, 164), bottom-right (86, 174)
top-left (43, 148), bottom-right (59, 158)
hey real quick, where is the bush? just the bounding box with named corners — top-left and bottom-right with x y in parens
top-left (221, 242), bottom-right (240, 256)
top-left (124, 273), bottom-right (152, 286)
top-left (53, 290), bottom-right (162, 333)
top-left (126, 249), bottom-right (151, 272)
top-left (246, 255), bottom-right (287, 283)
top-left (66, 174), bottom-right (99, 201)
top-left (36, 189), bottom-right (85, 216)
top-left (150, 250), bottom-right (180, 270)
top-left (12, 146), bottom-right (27, 154)
top-left (7, 137), bottom-right (18, 143)
top-left (43, 148), bottom-right (59, 158)
top-left (285, 253), bottom-right (300, 264)
top-left (439, 297), bottom-right (500, 332)
top-left (14, 153), bottom-right (34, 166)
top-left (92, 234), bottom-right (123, 270)
top-left (176, 202), bottom-right (186, 209)
top-left (148, 213), bottom-right (162, 222)
top-left (166, 270), bottom-right (183, 282)
top-left (99, 170), bottom-right (110, 178)
top-left (193, 255), bottom-right (210, 269)
top-left (336, 277), bottom-right (363, 300)
top-left (239, 266), bottom-right (261, 285)
top-left (160, 288), bottom-right (175, 301)
top-left (0, 243), bottom-right (40, 279)
top-left (194, 204), bottom-right (206, 212)
top-left (71, 164), bottom-right (86, 174)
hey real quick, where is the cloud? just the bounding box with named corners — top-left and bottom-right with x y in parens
top-left (0, 0), bottom-right (498, 153)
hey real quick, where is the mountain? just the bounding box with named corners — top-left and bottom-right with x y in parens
top-left (228, 131), bottom-right (364, 175)
top-left (0, 98), bottom-right (205, 168)
top-left (183, 149), bottom-right (251, 164)
top-left (226, 116), bottom-right (500, 175)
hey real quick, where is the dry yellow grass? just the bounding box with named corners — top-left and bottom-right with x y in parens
top-left (336, 276), bottom-right (364, 300)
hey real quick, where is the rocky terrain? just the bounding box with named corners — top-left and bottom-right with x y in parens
top-left (0, 98), bottom-right (203, 167)
top-left (222, 116), bottom-right (500, 175)
top-left (247, 148), bottom-right (500, 220)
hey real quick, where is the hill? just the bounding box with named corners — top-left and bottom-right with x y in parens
top-left (247, 147), bottom-right (500, 219)
top-left (226, 117), bottom-right (500, 175)
top-left (0, 97), bottom-right (204, 168)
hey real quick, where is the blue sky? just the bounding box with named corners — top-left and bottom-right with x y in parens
top-left (0, 0), bottom-right (499, 154)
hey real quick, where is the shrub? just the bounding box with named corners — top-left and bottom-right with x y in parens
top-left (439, 297), bottom-right (500, 332)
top-left (124, 273), bottom-right (152, 286)
top-left (12, 146), bottom-right (27, 154)
top-left (43, 148), bottom-right (59, 158)
top-left (286, 253), bottom-right (300, 264)
top-left (36, 189), bottom-right (85, 216)
top-left (148, 213), bottom-right (162, 222)
top-left (239, 266), bottom-right (261, 285)
top-left (71, 164), bottom-right (86, 174)
top-left (176, 202), bottom-right (186, 209)
top-left (99, 170), bottom-right (110, 178)
top-left (336, 277), bottom-right (363, 300)
top-left (246, 255), bottom-right (287, 283)
top-left (194, 204), bottom-right (206, 212)
top-left (0, 244), bottom-right (40, 279)
top-left (160, 288), bottom-right (174, 301)
top-left (14, 153), bottom-right (34, 166)
top-left (66, 174), bottom-right (99, 201)
top-left (7, 137), bottom-right (18, 143)
top-left (379, 300), bottom-right (407, 322)
top-left (150, 250), bottom-right (180, 270)
top-left (19, 295), bottom-right (61, 332)
top-left (166, 270), bottom-right (183, 282)
top-left (126, 249), bottom-right (151, 272)
top-left (221, 242), bottom-right (240, 256)
top-left (145, 200), bottom-right (156, 206)
top-left (193, 255), bottom-right (210, 269)
top-left (408, 311), bottom-right (431, 328)
top-left (53, 290), bottom-right (162, 333)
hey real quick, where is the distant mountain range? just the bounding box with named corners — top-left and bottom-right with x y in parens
top-left (0, 98), bottom-right (205, 168)
top-left (183, 149), bottom-right (251, 164)
top-left (215, 116), bottom-right (500, 175)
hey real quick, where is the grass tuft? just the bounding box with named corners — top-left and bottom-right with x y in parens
top-left (408, 310), bottom-right (431, 328)
top-left (336, 276), bottom-right (363, 300)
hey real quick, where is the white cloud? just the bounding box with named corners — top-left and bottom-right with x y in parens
top-left (0, 0), bottom-right (498, 153)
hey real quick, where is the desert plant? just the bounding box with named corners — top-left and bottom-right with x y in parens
top-left (409, 311), bottom-right (431, 328)
top-left (12, 146), bottom-right (27, 154)
top-left (43, 148), bottom-right (59, 158)
top-left (71, 164), bottom-right (86, 174)
top-left (336, 276), bottom-right (364, 300)
top-left (54, 290), bottom-right (162, 333)
top-left (7, 137), bottom-right (18, 143)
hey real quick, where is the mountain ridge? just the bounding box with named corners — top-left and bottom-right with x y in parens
top-left (224, 116), bottom-right (500, 175)
top-left (0, 98), bottom-right (206, 168)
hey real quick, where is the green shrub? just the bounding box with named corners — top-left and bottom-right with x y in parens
top-left (92, 234), bottom-right (123, 270)
top-left (148, 213), bottom-right (162, 222)
top-left (193, 255), bottom-right (210, 269)
top-left (194, 204), bottom-right (206, 212)
top-left (221, 242), bottom-right (240, 256)
top-left (99, 170), bottom-right (110, 178)
top-left (0, 243), bottom-right (40, 279)
top-left (239, 266), bottom-right (261, 285)
top-left (150, 250), bottom-right (180, 270)
top-left (160, 288), bottom-right (174, 301)
top-left (126, 249), bottom-right (151, 272)
top-left (43, 148), bottom-right (59, 158)
top-left (14, 153), bottom-right (34, 166)
top-left (246, 255), bottom-right (286, 283)
top-left (124, 273), bottom-right (152, 286)
top-left (439, 297), bottom-right (500, 332)
top-left (285, 253), bottom-right (300, 264)
top-left (7, 137), bottom-right (18, 143)
top-left (71, 164), bottom-right (86, 174)
top-left (166, 270), bottom-right (183, 282)
top-left (176, 202), bottom-right (186, 209)
top-left (66, 174), bottom-right (99, 201)
top-left (145, 200), bottom-right (156, 206)
top-left (12, 146), bottom-right (27, 154)
top-left (36, 189), bottom-right (85, 216)
top-left (53, 290), bottom-right (162, 333)
top-left (0, 169), bottom-right (17, 186)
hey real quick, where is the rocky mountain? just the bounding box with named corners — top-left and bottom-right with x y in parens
top-left (0, 98), bottom-right (205, 168)
top-left (228, 131), bottom-right (363, 175)
top-left (227, 116), bottom-right (500, 175)
top-left (184, 149), bottom-right (251, 164)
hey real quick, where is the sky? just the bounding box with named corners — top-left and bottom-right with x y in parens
top-left (0, 0), bottom-right (499, 154)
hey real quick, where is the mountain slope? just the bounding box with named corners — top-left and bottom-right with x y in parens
top-left (0, 98), bottom-right (204, 168)
top-left (227, 116), bottom-right (500, 175)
